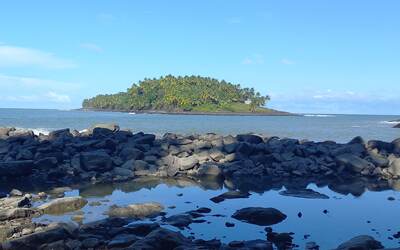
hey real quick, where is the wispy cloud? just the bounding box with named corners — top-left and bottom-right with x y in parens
top-left (0, 45), bottom-right (76, 69)
top-left (280, 58), bottom-right (295, 65)
top-left (45, 91), bottom-right (71, 103)
top-left (0, 74), bottom-right (78, 108)
top-left (80, 43), bottom-right (103, 53)
top-left (242, 54), bottom-right (264, 65)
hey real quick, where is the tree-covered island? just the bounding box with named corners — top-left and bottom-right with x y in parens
top-left (82, 75), bottom-right (289, 115)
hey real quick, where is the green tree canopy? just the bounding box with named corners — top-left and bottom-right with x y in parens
top-left (82, 75), bottom-right (270, 112)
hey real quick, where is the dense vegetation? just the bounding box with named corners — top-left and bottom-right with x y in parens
top-left (82, 75), bottom-right (271, 112)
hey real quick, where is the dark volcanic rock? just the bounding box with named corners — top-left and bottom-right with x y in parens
top-left (279, 189), bottom-right (329, 199)
top-left (129, 227), bottom-right (190, 250)
top-left (0, 160), bottom-right (34, 176)
top-left (335, 235), bottom-right (383, 250)
top-left (232, 207), bottom-right (287, 226)
top-left (80, 151), bottom-right (113, 172)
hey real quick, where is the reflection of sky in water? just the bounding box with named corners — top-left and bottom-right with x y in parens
top-left (34, 182), bottom-right (400, 249)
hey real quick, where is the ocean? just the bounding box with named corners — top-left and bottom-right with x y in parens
top-left (0, 108), bottom-right (398, 143)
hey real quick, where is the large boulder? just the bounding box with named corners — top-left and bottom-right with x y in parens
top-left (89, 123), bottom-right (119, 133)
top-left (80, 151), bottom-right (113, 172)
top-left (335, 235), bottom-right (383, 250)
top-left (232, 207), bottom-right (287, 226)
top-left (37, 196), bottom-right (88, 215)
top-left (175, 155), bottom-right (199, 170)
top-left (0, 208), bottom-right (37, 221)
top-left (394, 123), bottom-right (400, 128)
top-left (119, 148), bottom-right (144, 161)
top-left (237, 134), bottom-right (263, 144)
top-left (335, 154), bottom-right (374, 173)
top-left (0, 160), bottom-right (34, 177)
top-left (388, 158), bottom-right (400, 176)
top-left (133, 134), bottom-right (156, 145)
top-left (0, 127), bottom-right (14, 137)
top-left (48, 128), bottom-right (71, 140)
top-left (107, 202), bottom-right (164, 218)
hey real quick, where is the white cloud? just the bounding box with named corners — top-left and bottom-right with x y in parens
top-left (280, 58), bottom-right (295, 65)
top-left (0, 45), bottom-right (76, 69)
top-left (242, 54), bottom-right (264, 65)
top-left (45, 91), bottom-right (71, 103)
top-left (80, 43), bottom-right (103, 53)
top-left (0, 74), bottom-right (80, 91)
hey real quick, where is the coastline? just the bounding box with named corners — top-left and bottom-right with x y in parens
top-left (78, 108), bottom-right (295, 116)
top-left (1, 124), bottom-right (400, 249)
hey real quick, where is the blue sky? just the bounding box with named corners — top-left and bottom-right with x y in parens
top-left (0, 1), bottom-right (399, 114)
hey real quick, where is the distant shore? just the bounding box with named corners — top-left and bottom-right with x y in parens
top-left (79, 108), bottom-right (295, 116)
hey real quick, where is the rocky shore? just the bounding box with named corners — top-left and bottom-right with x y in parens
top-left (1, 124), bottom-right (400, 249)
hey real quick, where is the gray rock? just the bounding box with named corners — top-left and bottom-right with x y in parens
top-left (9, 189), bottom-right (23, 197)
top-left (196, 163), bottom-right (222, 177)
top-left (133, 134), bottom-right (156, 145)
top-left (388, 158), bottom-right (400, 176)
top-left (37, 196), bottom-right (88, 215)
top-left (163, 214), bottom-right (194, 229)
top-left (335, 235), bottom-right (383, 250)
top-left (175, 155), bottom-right (199, 170)
top-left (0, 127), bottom-right (14, 137)
top-left (232, 207), bottom-right (287, 226)
top-left (107, 202), bottom-right (164, 218)
top-left (82, 237), bottom-right (100, 248)
top-left (80, 151), bottom-right (113, 172)
top-left (336, 154), bottom-right (374, 173)
top-left (0, 208), bottom-right (37, 221)
top-left (34, 157), bottom-right (58, 170)
top-left (113, 167), bottom-right (134, 177)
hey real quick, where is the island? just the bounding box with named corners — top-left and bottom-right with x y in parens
top-left (82, 75), bottom-right (290, 115)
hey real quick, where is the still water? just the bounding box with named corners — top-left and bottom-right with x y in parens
top-left (0, 108), bottom-right (399, 143)
top-left (32, 178), bottom-right (400, 249)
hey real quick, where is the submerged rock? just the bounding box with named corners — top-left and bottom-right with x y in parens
top-left (210, 190), bottom-right (251, 203)
top-left (106, 202), bottom-right (164, 218)
top-left (37, 196), bottom-right (88, 215)
top-left (129, 227), bottom-right (190, 249)
top-left (335, 235), bottom-right (383, 250)
top-left (232, 207), bottom-right (287, 226)
top-left (279, 189), bottom-right (329, 199)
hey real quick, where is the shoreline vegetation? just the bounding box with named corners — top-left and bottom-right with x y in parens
top-left (1, 124), bottom-right (400, 249)
top-left (82, 75), bottom-right (291, 115)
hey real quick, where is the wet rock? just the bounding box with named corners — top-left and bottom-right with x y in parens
top-left (163, 214), bottom-right (194, 229)
top-left (228, 240), bottom-right (273, 250)
top-left (335, 235), bottom-right (383, 250)
top-left (108, 234), bottom-right (139, 248)
top-left (266, 232), bottom-right (293, 250)
top-left (232, 207), bottom-right (287, 226)
top-left (129, 227), bottom-right (191, 250)
top-left (279, 189), bottom-right (329, 199)
top-left (37, 196), bottom-right (88, 215)
top-left (225, 222), bottom-right (235, 227)
top-left (119, 148), bottom-right (144, 161)
top-left (210, 190), bottom-right (251, 203)
top-left (80, 151), bottom-right (113, 172)
top-left (107, 202), bottom-right (164, 218)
